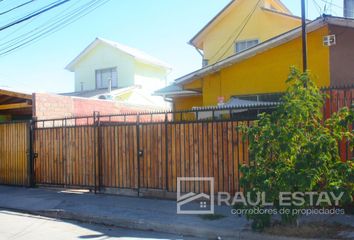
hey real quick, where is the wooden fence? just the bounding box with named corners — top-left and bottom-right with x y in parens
top-left (323, 88), bottom-right (354, 160)
top-left (0, 122), bottom-right (30, 186)
top-left (34, 126), bottom-right (96, 188)
top-left (0, 87), bottom-right (353, 194)
top-left (33, 120), bottom-right (250, 196)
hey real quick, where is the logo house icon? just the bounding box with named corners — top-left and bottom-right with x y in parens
top-left (177, 177), bottom-right (214, 214)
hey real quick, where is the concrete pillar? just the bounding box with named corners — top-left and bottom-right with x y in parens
top-left (344, 0), bottom-right (354, 18)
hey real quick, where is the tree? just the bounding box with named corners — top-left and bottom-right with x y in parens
top-left (239, 67), bottom-right (354, 231)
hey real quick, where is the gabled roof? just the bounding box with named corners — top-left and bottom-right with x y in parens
top-left (173, 16), bottom-right (353, 86)
top-left (66, 38), bottom-right (172, 72)
top-left (189, 0), bottom-right (294, 49)
top-left (153, 83), bottom-right (201, 98)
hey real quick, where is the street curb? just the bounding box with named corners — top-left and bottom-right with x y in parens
top-left (0, 207), bottom-right (321, 239)
top-left (36, 209), bottom-right (241, 239)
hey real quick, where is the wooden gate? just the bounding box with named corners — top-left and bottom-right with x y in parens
top-left (0, 122), bottom-right (31, 186)
top-left (138, 123), bottom-right (167, 191)
top-left (34, 126), bottom-right (96, 188)
top-left (99, 124), bottom-right (138, 190)
top-left (32, 115), bottom-right (250, 196)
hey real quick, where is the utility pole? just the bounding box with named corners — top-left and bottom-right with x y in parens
top-left (301, 0), bottom-right (308, 72)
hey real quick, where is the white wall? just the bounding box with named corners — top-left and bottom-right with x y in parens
top-left (74, 42), bottom-right (135, 92)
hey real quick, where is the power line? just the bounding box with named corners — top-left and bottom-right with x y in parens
top-left (0, 0), bottom-right (111, 56)
top-left (320, 0), bottom-right (354, 15)
top-left (0, 0), bottom-right (84, 45)
top-left (0, 0), bottom-right (71, 32)
top-left (0, 0), bottom-right (102, 50)
top-left (319, 0), bottom-right (348, 12)
top-left (214, 0), bottom-right (261, 62)
top-left (0, 0), bottom-right (36, 16)
top-left (209, 0), bottom-right (261, 63)
top-left (312, 0), bottom-right (324, 16)
top-left (1, 15), bottom-right (37, 41)
top-left (0, 0), bottom-right (100, 53)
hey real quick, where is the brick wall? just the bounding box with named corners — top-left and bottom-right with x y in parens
top-left (33, 92), bottom-right (166, 120)
top-left (33, 93), bottom-right (74, 120)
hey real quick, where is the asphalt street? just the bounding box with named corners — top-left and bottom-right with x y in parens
top-left (0, 210), bottom-right (196, 240)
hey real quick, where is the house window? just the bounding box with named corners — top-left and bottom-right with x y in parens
top-left (235, 39), bottom-right (259, 53)
top-left (95, 67), bottom-right (118, 89)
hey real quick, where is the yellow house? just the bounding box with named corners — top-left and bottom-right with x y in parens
top-left (190, 0), bottom-right (301, 66)
top-left (155, 2), bottom-right (354, 111)
top-left (65, 38), bottom-right (171, 106)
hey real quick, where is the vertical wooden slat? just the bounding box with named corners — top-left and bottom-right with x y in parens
top-left (189, 123), bottom-right (194, 192)
top-left (133, 126), bottom-right (138, 189)
top-left (0, 122), bottom-right (29, 186)
top-left (167, 124), bottom-right (172, 192)
top-left (171, 123), bottom-right (176, 192)
top-left (223, 122), bottom-right (229, 193)
top-left (198, 123), bottom-right (204, 192)
top-left (175, 124), bottom-right (180, 191)
top-left (184, 123), bottom-right (190, 193)
top-left (213, 122), bottom-right (218, 193)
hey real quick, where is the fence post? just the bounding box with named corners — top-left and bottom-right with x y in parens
top-left (64, 116), bottom-right (68, 188)
top-left (136, 113), bottom-right (140, 196)
top-left (94, 111), bottom-right (102, 193)
top-left (165, 113), bottom-right (169, 192)
top-left (93, 112), bottom-right (97, 193)
top-left (28, 119), bottom-right (35, 187)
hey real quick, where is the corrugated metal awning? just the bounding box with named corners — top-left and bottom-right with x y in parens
top-left (192, 97), bottom-right (279, 111)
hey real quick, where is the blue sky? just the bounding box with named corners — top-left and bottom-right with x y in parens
top-left (0, 0), bottom-right (345, 93)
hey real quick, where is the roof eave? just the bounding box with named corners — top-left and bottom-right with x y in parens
top-left (153, 90), bottom-right (201, 98)
top-left (134, 58), bottom-right (172, 71)
top-left (189, 0), bottom-right (293, 49)
top-left (65, 38), bottom-right (101, 72)
top-left (274, 0), bottom-right (292, 14)
top-left (176, 17), bottom-right (328, 85)
top-left (261, 7), bottom-right (302, 20)
top-left (189, 0), bottom-right (235, 49)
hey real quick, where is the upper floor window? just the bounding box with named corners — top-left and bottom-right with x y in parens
top-left (96, 67), bottom-right (118, 89)
top-left (235, 39), bottom-right (259, 53)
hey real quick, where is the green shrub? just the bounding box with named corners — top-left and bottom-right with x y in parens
top-left (239, 67), bottom-right (354, 231)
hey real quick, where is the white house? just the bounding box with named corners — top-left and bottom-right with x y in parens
top-left (64, 38), bottom-right (171, 107)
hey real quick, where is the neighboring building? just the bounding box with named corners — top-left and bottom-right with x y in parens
top-left (156, 15), bottom-right (354, 111)
top-left (0, 88), bottom-right (32, 121)
top-left (65, 37), bottom-right (171, 107)
top-left (0, 39), bottom-right (172, 122)
top-left (33, 92), bottom-right (165, 121)
top-left (190, 0), bottom-right (301, 66)
top-left (0, 87), bottom-right (166, 122)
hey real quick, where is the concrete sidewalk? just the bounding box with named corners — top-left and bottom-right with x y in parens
top-left (0, 186), bottom-right (255, 239)
top-left (1, 186), bottom-right (352, 239)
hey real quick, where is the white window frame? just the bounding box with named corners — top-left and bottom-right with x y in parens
top-left (235, 39), bottom-right (259, 53)
top-left (95, 67), bottom-right (118, 90)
